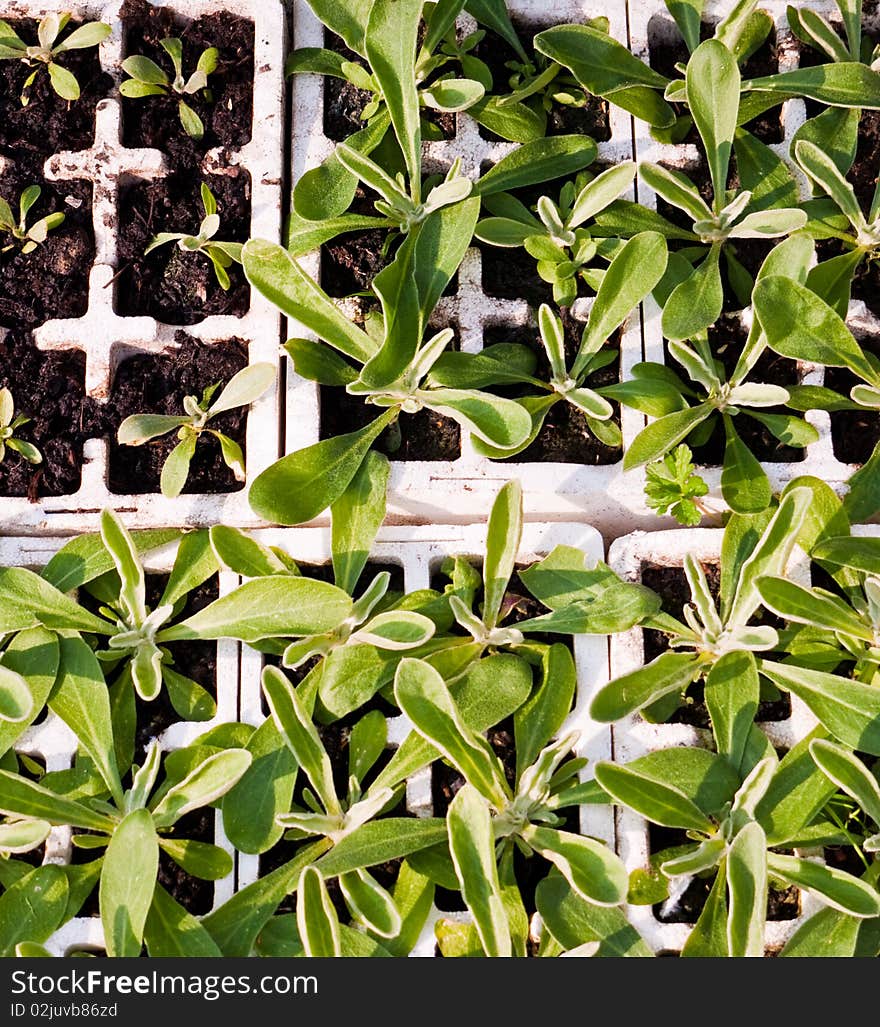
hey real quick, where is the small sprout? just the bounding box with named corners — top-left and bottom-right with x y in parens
top-left (0, 185), bottom-right (65, 255)
top-left (116, 363), bottom-right (275, 498)
top-left (644, 444), bottom-right (709, 526)
top-left (120, 37), bottom-right (219, 140)
top-left (0, 13), bottom-right (110, 105)
top-left (143, 183), bottom-right (242, 289)
top-left (0, 387), bottom-right (42, 466)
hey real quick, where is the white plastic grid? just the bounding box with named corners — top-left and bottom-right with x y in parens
top-left (607, 526), bottom-right (831, 955)
top-left (0, 533), bottom-right (240, 954)
top-left (234, 520), bottom-right (613, 956)
top-left (0, 0), bottom-right (286, 535)
top-left (287, 0), bottom-right (667, 532)
top-left (630, 0), bottom-right (880, 513)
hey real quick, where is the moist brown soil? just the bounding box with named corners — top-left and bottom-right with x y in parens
top-left (640, 561), bottom-right (791, 726)
top-left (116, 169), bottom-right (250, 324)
top-left (478, 241), bottom-right (554, 307)
top-left (0, 331), bottom-right (88, 498)
top-left (826, 332), bottom-right (880, 464)
top-left (648, 17), bottom-right (782, 143)
top-left (320, 386), bottom-right (461, 462)
top-left (0, 164), bottom-right (94, 329)
top-left (0, 19), bottom-right (113, 158)
top-left (669, 316), bottom-right (805, 466)
top-left (650, 826), bottom-right (800, 923)
top-left (321, 30), bottom-right (455, 143)
top-left (473, 18), bottom-right (611, 142)
top-left (100, 335), bottom-right (249, 495)
top-left (120, 0), bottom-right (254, 167)
top-left (320, 188), bottom-right (390, 297)
top-left (483, 317), bottom-right (622, 465)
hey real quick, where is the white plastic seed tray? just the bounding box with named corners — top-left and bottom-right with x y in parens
top-left (607, 527), bottom-right (829, 955)
top-left (0, 0), bottom-right (286, 535)
top-left (234, 520), bottom-right (612, 956)
top-left (0, 532), bottom-right (240, 954)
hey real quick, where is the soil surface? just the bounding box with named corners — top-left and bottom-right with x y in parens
top-left (116, 170), bottom-right (251, 324)
top-left (483, 318), bottom-right (622, 465)
top-left (320, 188), bottom-right (390, 297)
top-left (473, 17), bottom-right (611, 142)
top-left (0, 166), bottom-right (94, 330)
top-left (648, 17), bottom-right (782, 143)
top-left (0, 18), bottom-right (113, 158)
top-left (99, 335), bottom-right (249, 495)
top-left (0, 331), bottom-right (88, 498)
top-left (120, 0), bottom-right (254, 166)
top-left (640, 561), bottom-right (791, 725)
top-left (826, 333), bottom-right (880, 464)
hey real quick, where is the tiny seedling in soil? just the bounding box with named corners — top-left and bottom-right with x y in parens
top-left (0, 387), bottom-right (41, 467)
top-left (144, 183), bottom-right (243, 290)
top-left (0, 13), bottom-right (110, 104)
top-left (121, 35), bottom-right (218, 140)
top-left (0, 185), bottom-right (64, 255)
top-left (117, 362), bottom-right (275, 498)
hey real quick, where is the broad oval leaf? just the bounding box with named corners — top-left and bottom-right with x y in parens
top-left (767, 852), bottom-right (880, 917)
top-left (159, 576), bottom-right (353, 643)
top-left (100, 808), bottom-right (158, 958)
top-left (448, 784), bottom-right (511, 957)
top-left (524, 825), bottom-right (628, 907)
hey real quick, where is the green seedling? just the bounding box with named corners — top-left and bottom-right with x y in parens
top-left (0, 185), bottom-right (64, 255)
top-left (144, 183), bottom-right (243, 290)
top-left (0, 13), bottom-right (110, 104)
top-left (0, 387), bottom-right (41, 467)
top-left (120, 36), bottom-right (218, 139)
top-left (117, 362), bottom-right (275, 498)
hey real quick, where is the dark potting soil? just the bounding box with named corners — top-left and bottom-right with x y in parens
top-left (848, 110), bottom-right (880, 214)
top-left (667, 316), bottom-right (805, 466)
top-left (483, 318), bottom-right (622, 465)
top-left (100, 335), bottom-right (249, 495)
top-left (473, 18), bottom-right (611, 142)
top-left (650, 826), bottom-right (800, 924)
top-left (319, 187), bottom-right (390, 297)
top-left (120, 0), bottom-right (254, 165)
top-left (0, 166), bottom-right (94, 330)
top-left (321, 31), bottom-right (455, 142)
top-left (826, 332), bottom-right (880, 465)
top-left (0, 331), bottom-right (88, 499)
top-left (640, 561), bottom-right (791, 726)
top-left (320, 387), bottom-right (461, 462)
top-left (647, 17), bottom-right (783, 143)
top-left (479, 242), bottom-right (554, 307)
top-left (0, 19), bottom-right (113, 158)
top-left (116, 169), bottom-right (251, 324)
